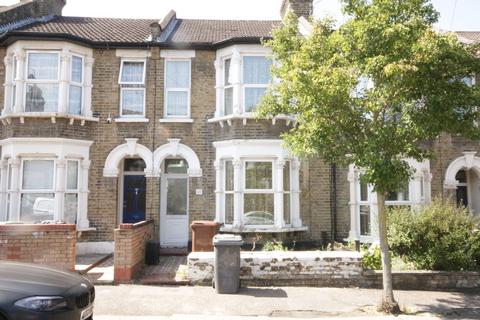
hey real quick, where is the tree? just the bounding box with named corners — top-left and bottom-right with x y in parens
top-left (258, 0), bottom-right (480, 313)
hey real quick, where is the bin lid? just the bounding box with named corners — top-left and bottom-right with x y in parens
top-left (213, 234), bottom-right (243, 246)
top-left (190, 220), bottom-right (220, 227)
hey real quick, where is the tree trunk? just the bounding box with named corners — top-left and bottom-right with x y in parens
top-left (377, 192), bottom-right (400, 314)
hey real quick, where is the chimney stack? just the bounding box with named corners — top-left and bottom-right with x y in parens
top-left (280, 0), bottom-right (313, 19)
top-left (0, 0), bottom-right (66, 25)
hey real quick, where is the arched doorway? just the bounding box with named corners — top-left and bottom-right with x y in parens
top-left (454, 169), bottom-right (480, 214)
top-left (121, 158), bottom-right (147, 223)
top-left (444, 152), bottom-right (480, 215)
top-left (160, 158), bottom-right (189, 247)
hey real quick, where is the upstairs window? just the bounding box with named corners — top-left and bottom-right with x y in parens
top-left (25, 52), bottom-right (59, 112)
top-left (69, 55), bottom-right (83, 115)
top-left (119, 59), bottom-right (146, 117)
top-left (164, 60), bottom-right (191, 118)
top-left (242, 56), bottom-right (272, 113)
top-left (223, 58), bottom-right (233, 115)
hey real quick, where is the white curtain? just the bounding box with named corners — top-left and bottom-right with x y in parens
top-left (25, 83), bottom-right (59, 112)
top-left (167, 91), bottom-right (188, 116)
top-left (166, 61), bottom-right (190, 88)
top-left (68, 85), bottom-right (82, 115)
top-left (121, 90), bottom-right (144, 115)
top-left (71, 56), bottom-right (83, 83)
top-left (27, 52), bottom-right (59, 80)
top-left (66, 160), bottom-right (79, 190)
top-left (22, 160), bottom-right (55, 190)
top-left (244, 87), bottom-right (266, 112)
top-left (121, 61), bottom-right (144, 83)
top-left (243, 56), bottom-right (272, 84)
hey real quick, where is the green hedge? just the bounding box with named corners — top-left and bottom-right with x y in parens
top-left (387, 200), bottom-right (480, 271)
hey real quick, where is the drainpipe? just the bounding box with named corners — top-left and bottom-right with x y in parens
top-left (330, 162), bottom-right (337, 242)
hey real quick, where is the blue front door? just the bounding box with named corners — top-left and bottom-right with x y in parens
top-left (123, 175), bottom-right (146, 223)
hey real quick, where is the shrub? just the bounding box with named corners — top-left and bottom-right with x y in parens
top-left (262, 240), bottom-right (289, 251)
top-left (361, 244), bottom-right (382, 270)
top-left (388, 199), bottom-right (480, 271)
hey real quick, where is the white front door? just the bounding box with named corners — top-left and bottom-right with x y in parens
top-left (160, 174), bottom-right (189, 247)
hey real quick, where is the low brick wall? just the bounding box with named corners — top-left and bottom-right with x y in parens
top-left (362, 270), bottom-right (480, 291)
top-left (188, 250), bottom-right (480, 290)
top-left (114, 220), bottom-right (154, 283)
top-left (0, 224), bottom-right (76, 271)
top-left (188, 251), bottom-right (363, 287)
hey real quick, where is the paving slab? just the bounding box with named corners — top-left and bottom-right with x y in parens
top-left (83, 255), bottom-right (114, 285)
top-left (93, 285), bottom-right (480, 319)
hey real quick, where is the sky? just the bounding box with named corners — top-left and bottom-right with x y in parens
top-left (1, 0), bottom-right (479, 31)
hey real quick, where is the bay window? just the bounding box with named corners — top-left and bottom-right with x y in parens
top-left (244, 161), bottom-right (274, 225)
top-left (119, 59), bottom-right (146, 117)
top-left (0, 138), bottom-right (93, 229)
top-left (20, 159), bottom-right (55, 222)
top-left (214, 140), bottom-right (304, 231)
top-left (64, 160), bottom-right (79, 224)
top-left (348, 160), bottom-right (431, 241)
top-left (243, 56), bottom-right (272, 113)
top-left (214, 45), bottom-right (274, 119)
top-left (164, 60), bottom-right (191, 118)
top-left (25, 52), bottom-right (59, 112)
top-left (68, 55), bottom-right (83, 115)
top-left (223, 58), bottom-right (233, 115)
top-left (2, 41), bottom-right (94, 119)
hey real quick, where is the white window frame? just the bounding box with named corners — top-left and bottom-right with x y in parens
top-left (65, 159), bottom-right (80, 224)
top-left (223, 158), bottom-right (234, 224)
top-left (119, 87), bottom-right (146, 118)
top-left (24, 51), bottom-right (60, 113)
top-left (163, 59), bottom-right (191, 119)
top-left (118, 59), bottom-right (146, 85)
top-left (19, 158), bottom-right (56, 221)
top-left (241, 54), bottom-right (272, 114)
top-left (68, 54), bottom-right (85, 115)
top-left (243, 159), bottom-right (275, 227)
top-left (223, 56), bottom-right (233, 116)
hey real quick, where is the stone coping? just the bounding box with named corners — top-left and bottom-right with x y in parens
top-left (118, 219), bottom-right (154, 230)
top-left (363, 269), bottom-right (480, 276)
top-left (0, 223), bottom-right (76, 232)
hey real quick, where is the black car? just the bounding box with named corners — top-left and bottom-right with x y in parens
top-left (0, 261), bottom-right (94, 320)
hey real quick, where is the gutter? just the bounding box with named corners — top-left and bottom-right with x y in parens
top-left (330, 163), bottom-right (337, 242)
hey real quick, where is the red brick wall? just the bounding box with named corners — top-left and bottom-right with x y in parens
top-left (114, 220), bottom-right (154, 283)
top-left (0, 224), bottom-right (76, 271)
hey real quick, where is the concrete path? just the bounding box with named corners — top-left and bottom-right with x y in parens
top-left (93, 285), bottom-right (480, 319)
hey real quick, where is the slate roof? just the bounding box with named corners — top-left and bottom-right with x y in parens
top-left (0, 15), bottom-right (280, 47)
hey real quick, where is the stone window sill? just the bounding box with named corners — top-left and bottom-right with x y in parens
top-left (115, 117), bottom-right (150, 123)
top-left (220, 225), bottom-right (308, 233)
top-left (207, 114), bottom-right (295, 127)
top-left (0, 112), bottom-right (99, 126)
top-left (159, 118), bottom-right (194, 123)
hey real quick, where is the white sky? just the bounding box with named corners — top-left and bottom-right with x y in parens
top-left (1, 0), bottom-right (479, 31)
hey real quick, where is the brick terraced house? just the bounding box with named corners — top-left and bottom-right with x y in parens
top-left (0, 0), bottom-right (479, 254)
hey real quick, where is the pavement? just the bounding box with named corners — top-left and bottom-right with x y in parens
top-left (93, 285), bottom-right (480, 319)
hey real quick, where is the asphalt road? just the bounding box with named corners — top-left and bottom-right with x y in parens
top-left (93, 285), bottom-right (480, 319)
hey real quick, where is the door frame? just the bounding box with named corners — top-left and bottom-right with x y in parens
top-left (160, 172), bottom-right (189, 248)
top-left (117, 159), bottom-right (146, 224)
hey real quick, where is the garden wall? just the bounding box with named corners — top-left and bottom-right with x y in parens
top-left (114, 220), bottom-right (154, 283)
top-left (0, 224), bottom-right (76, 271)
top-left (188, 251), bottom-right (363, 287)
top-left (188, 251), bottom-right (480, 290)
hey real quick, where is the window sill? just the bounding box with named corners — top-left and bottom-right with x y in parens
top-left (0, 112), bottom-right (99, 126)
top-left (159, 118), bottom-right (194, 123)
top-left (115, 117), bottom-right (150, 123)
top-left (220, 225), bottom-right (308, 233)
top-left (207, 114), bottom-right (295, 127)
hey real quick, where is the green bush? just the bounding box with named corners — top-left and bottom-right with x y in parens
top-left (361, 244), bottom-right (382, 270)
top-left (388, 200), bottom-right (480, 271)
top-left (262, 240), bottom-right (289, 251)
